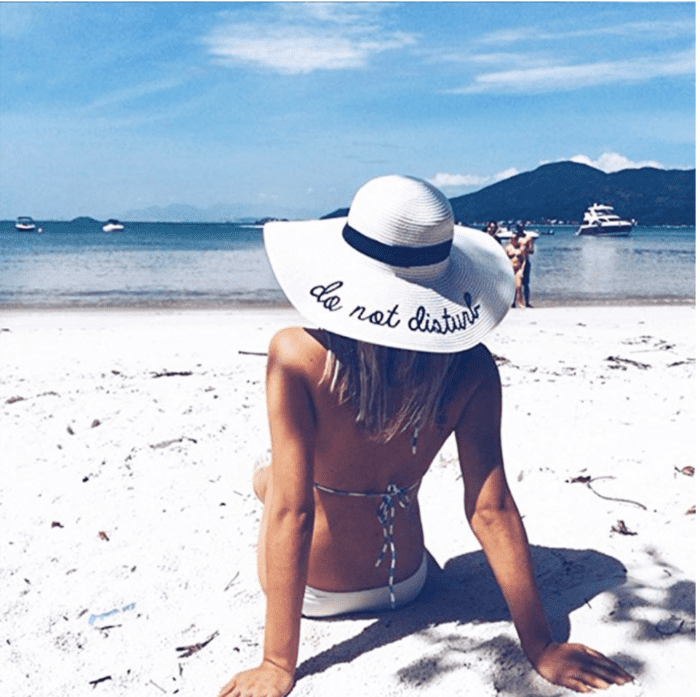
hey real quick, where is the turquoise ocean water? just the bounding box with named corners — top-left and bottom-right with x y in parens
top-left (0, 221), bottom-right (695, 309)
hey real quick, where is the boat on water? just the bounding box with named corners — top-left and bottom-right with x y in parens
top-left (16, 216), bottom-right (36, 231)
top-left (577, 203), bottom-right (632, 237)
top-left (496, 226), bottom-right (539, 241)
top-left (102, 219), bottom-right (125, 232)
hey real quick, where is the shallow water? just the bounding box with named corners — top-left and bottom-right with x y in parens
top-left (0, 221), bottom-right (694, 308)
top-left (526, 226), bottom-right (695, 304)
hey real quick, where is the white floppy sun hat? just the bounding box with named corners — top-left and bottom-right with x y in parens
top-left (264, 175), bottom-right (515, 353)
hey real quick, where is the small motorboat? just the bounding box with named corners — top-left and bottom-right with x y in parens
top-left (496, 225), bottom-right (539, 241)
top-left (16, 216), bottom-right (36, 231)
top-left (102, 219), bottom-right (125, 232)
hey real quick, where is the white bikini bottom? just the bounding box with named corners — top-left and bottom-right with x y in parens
top-left (302, 551), bottom-right (428, 618)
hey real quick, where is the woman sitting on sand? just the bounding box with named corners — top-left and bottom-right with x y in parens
top-left (218, 176), bottom-right (632, 697)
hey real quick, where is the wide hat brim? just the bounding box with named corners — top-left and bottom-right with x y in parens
top-left (264, 218), bottom-right (515, 353)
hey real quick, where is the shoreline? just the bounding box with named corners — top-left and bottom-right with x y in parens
top-left (0, 296), bottom-right (695, 313)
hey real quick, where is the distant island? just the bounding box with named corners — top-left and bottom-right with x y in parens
top-left (322, 162), bottom-right (695, 226)
top-left (254, 217), bottom-right (289, 225)
top-left (70, 216), bottom-right (101, 226)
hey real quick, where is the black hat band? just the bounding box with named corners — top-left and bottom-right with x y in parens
top-left (342, 224), bottom-right (452, 268)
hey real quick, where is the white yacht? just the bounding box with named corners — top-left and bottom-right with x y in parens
top-left (102, 219), bottom-right (125, 232)
top-left (15, 216), bottom-right (36, 231)
top-left (577, 204), bottom-right (632, 236)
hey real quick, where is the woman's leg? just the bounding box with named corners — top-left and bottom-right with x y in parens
top-left (523, 260), bottom-right (532, 306)
top-left (514, 270), bottom-right (525, 308)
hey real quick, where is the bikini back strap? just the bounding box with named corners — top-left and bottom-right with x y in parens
top-left (313, 480), bottom-right (420, 499)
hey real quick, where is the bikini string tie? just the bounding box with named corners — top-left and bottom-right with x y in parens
top-left (374, 482), bottom-right (420, 609)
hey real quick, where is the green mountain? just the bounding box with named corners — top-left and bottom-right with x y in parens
top-left (450, 162), bottom-right (695, 226)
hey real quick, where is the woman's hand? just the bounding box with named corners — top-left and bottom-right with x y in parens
top-left (218, 660), bottom-right (295, 697)
top-left (533, 642), bottom-right (633, 693)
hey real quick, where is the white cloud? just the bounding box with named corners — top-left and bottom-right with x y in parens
top-left (478, 27), bottom-right (539, 45)
top-left (448, 49), bottom-right (694, 95)
top-left (202, 4), bottom-right (417, 75)
top-left (280, 2), bottom-right (386, 27)
top-left (570, 152), bottom-right (664, 173)
top-left (85, 77), bottom-right (188, 111)
top-left (478, 19), bottom-right (694, 45)
top-left (430, 168), bottom-right (519, 191)
top-left (205, 30), bottom-right (414, 74)
top-left (430, 173), bottom-right (490, 189)
top-left (493, 167), bottom-right (519, 182)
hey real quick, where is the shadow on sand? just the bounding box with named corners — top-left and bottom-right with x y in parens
top-left (296, 545), bottom-right (629, 688)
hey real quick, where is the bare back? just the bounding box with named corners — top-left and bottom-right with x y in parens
top-left (264, 326), bottom-right (499, 592)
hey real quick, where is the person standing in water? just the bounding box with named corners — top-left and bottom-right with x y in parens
top-left (505, 231), bottom-right (527, 308)
top-left (483, 220), bottom-right (499, 238)
top-left (515, 223), bottom-right (536, 307)
top-left (218, 176), bottom-right (633, 697)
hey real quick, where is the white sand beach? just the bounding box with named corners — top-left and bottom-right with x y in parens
top-left (0, 305), bottom-right (695, 696)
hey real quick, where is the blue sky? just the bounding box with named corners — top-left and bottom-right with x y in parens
top-left (0, 1), bottom-right (695, 220)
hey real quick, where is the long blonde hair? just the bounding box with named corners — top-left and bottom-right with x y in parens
top-left (321, 332), bottom-right (465, 443)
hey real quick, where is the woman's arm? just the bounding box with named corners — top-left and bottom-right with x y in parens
top-left (455, 347), bottom-right (632, 693)
top-left (219, 330), bottom-right (317, 697)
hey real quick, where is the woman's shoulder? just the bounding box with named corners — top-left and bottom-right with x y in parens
top-left (268, 327), bottom-right (328, 371)
top-left (457, 343), bottom-right (500, 387)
